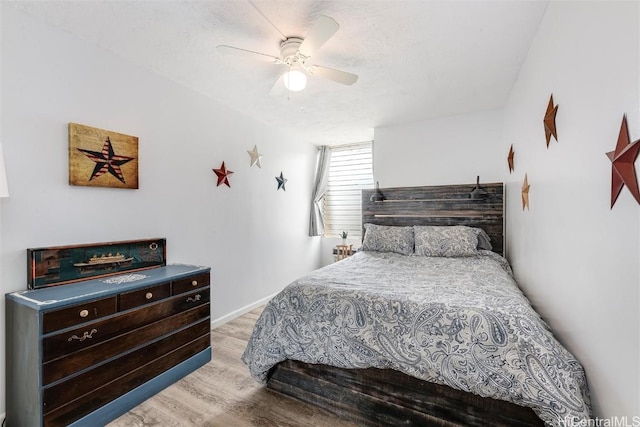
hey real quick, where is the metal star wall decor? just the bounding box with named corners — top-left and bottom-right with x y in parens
top-left (276, 171), bottom-right (287, 191)
top-left (543, 94), bottom-right (559, 148)
top-left (213, 161), bottom-right (234, 187)
top-left (606, 115), bottom-right (640, 208)
top-left (521, 173), bottom-right (530, 210)
top-left (507, 144), bottom-right (515, 173)
top-left (247, 145), bottom-right (263, 168)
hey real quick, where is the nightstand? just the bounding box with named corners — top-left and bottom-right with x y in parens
top-left (335, 244), bottom-right (353, 260)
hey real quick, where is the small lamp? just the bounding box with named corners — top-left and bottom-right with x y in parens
top-left (370, 181), bottom-right (384, 202)
top-left (0, 143), bottom-right (9, 197)
top-left (469, 176), bottom-right (487, 200)
top-left (283, 67), bottom-right (307, 92)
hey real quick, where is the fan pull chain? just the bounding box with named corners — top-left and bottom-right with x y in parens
top-left (287, 64), bottom-right (291, 101)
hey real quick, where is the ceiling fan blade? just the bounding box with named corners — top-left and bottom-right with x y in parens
top-left (216, 45), bottom-right (280, 63)
top-left (309, 65), bottom-right (358, 85)
top-left (268, 74), bottom-right (287, 96)
top-left (298, 15), bottom-right (339, 58)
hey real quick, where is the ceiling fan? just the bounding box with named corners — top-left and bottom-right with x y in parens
top-left (217, 6), bottom-right (358, 94)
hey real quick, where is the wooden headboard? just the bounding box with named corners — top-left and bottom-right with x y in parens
top-left (362, 182), bottom-right (504, 255)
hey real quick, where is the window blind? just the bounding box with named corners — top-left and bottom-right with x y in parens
top-left (323, 141), bottom-right (374, 237)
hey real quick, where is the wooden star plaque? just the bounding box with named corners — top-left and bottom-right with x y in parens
top-left (69, 123), bottom-right (139, 189)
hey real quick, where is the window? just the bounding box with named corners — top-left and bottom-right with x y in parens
top-left (323, 142), bottom-right (374, 237)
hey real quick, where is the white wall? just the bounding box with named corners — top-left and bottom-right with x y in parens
top-left (0, 3), bottom-right (4, 422)
top-left (0, 5), bottom-right (320, 415)
top-left (319, 110), bottom-right (505, 267)
top-left (374, 109), bottom-right (504, 188)
top-left (503, 1), bottom-right (639, 420)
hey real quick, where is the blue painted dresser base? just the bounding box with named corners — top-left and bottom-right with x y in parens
top-left (69, 348), bottom-right (212, 426)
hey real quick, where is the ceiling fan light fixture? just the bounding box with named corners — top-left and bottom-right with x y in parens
top-left (283, 69), bottom-right (307, 92)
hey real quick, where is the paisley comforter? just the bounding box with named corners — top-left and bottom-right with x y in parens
top-left (242, 251), bottom-right (591, 426)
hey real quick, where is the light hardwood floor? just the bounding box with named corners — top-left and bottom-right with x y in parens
top-left (107, 307), bottom-right (358, 427)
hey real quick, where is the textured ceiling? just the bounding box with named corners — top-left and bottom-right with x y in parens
top-left (9, 0), bottom-right (548, 145)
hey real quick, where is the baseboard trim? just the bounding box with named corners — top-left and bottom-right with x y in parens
top-left (210, 293), bottom-right (276, 329)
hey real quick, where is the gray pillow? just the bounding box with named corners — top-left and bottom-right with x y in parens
top-left (414, 225), bottom-right (480, 257)
top-left (476, 228), bottom-right (493, 251)
top-left (362, 224), bottom-right (414, 255)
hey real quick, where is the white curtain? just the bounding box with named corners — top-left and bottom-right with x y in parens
top-left (308, 145), bottom-right (331, 236)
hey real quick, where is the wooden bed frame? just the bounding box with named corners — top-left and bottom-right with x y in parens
top-left (266, 182), bottom-right (544, 426)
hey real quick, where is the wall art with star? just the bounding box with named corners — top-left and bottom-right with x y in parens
top-left (69, 123), bottom-right (139, 189)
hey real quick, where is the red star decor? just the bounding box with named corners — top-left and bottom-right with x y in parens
top-left (213, 161), bottom-right (234, 187)
top-left (607, 115), bottom-right (640, 208)
top-left (543, 94), bottom-right (558, 148)
top-left (77, 136), bottom-right (135, 184)
top-left (507, 144), bottom-right (515, 173)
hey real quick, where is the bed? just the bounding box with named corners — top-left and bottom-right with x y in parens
top-left (241, 183), bottom-right (591, 426)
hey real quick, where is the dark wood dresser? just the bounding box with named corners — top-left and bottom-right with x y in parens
top-left (5, 263), bottom-right (211, 427)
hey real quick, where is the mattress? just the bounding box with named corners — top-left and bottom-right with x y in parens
top-left (242, 250), bottom-right (591, 426)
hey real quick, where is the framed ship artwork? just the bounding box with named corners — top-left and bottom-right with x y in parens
top-left (69, 123), bottom-right (139, 189)
top-left (27, 238), bottom-right (167, 289)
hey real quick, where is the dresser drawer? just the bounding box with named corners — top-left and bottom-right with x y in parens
top-left (42, 297), bottom-right (117, 334)
top-left (42, 303), bottom-right (210, 385)
top-left (43, 319), bottom-right (210, 414)
top-left (173, 273), bottom-right (210, 295)
top-left (118, 282), bottom-right (171, 311)
top-left (43, 335), bottom-right (211, 427)
top-left (43, 288), bottom-right (210, 362)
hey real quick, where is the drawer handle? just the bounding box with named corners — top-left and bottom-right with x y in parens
top-left (68, 329), bottom-right (98, 342)
top-left (186, 294), bottom-right (202, 303)
top-left (145, 292), bottom-right (153, 300)
top-left (191, 280), bottom-right (198, 286)
top-left (79, 309), bottom-right (89, 318)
